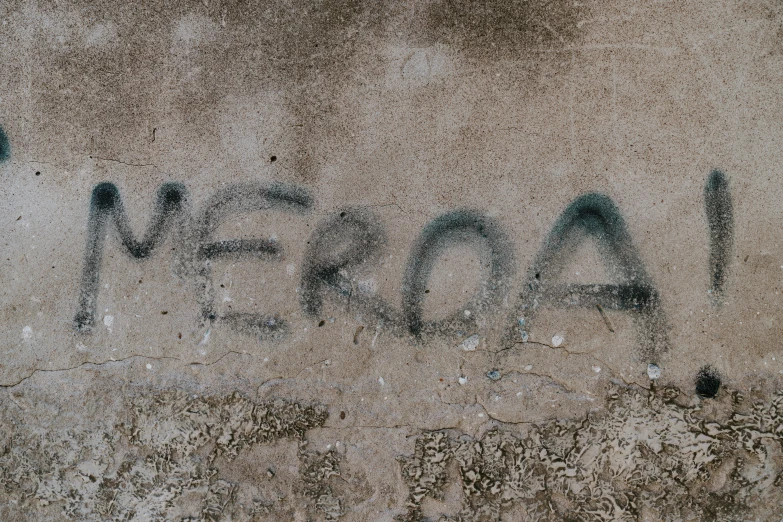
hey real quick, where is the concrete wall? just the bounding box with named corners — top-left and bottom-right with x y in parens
top-left (2, 0), bottom-right (783, 520)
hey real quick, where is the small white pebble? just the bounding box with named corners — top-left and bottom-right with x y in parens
top-left (458, 376), bottom-right (467, 385)
top-left (592, 366), bottom-right (601, 373)
top-left (460, 334), bottom-right (480, 351)
top-left (524, 364), bottom-right (533, 371)
top-left (516, 391), bottom-right (523, 397)
top-left (478, 413), bottom-right (484, 418)
top-left (22, 326), bottom-right (33, 340)
top-left (378, 377), bottom-right (385, 386)
top-left (647, 363), bottom-right (662, 380)
top-left (552, 334), bottom-right (564, 347)
top-left (103, 315), bottom-right (114, 329)
top-left (146, 363), bottom-right (152, 370)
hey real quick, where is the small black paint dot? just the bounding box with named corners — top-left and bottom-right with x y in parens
top-left (177, 332), bottom-right (182, 339)
top-left (270, 155), bottom-right (277, 162)
top-left (339, 411), bottom-right (346, 420)
top-left (208, 314), bottom-right (216, 321)
top-left (138, 280), bottom-right (143, 284)
top-left (161, 185), bottom-right (182, 208)
top-left (93, 183), bottom-right (117, 209)
top-left (161, 311), bottom-right (168, 315)
top-left (220, 284), bottom-right (225, 288)
top-left (318, 320), bottom-right (326, 327)
top-left (35, 171), bottom-right (40, 176)
top-left (535, 273), bottom-right (541, 280)
top-left (696, 366), bottom-right (721, 398)
top-left (339, 211), bottom-right (346, 218)
top-left (424, 289), bottom-right (430, 293)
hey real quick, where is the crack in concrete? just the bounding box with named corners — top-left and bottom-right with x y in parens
top-left (2, 350), bottom-right (266, 389)
top-left (0, 354), bottom-right (182, 388)
top-left (495, 339), bottom-right (650, 389)
top-left (189, 350), bottom-right (252, 367)
top-left (90, 156), bottom-right (159, 169)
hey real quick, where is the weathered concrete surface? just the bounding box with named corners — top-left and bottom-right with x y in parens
top-left (2, 0), bottom-right (783, 520)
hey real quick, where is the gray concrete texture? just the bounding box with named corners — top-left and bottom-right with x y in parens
top-left (1, 0), bottom-right (783, 520)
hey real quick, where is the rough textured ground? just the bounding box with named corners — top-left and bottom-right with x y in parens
top-left (4, 375), bottom-right (783, 521)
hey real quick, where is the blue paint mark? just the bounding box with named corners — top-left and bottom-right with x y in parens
top-left (0, 125), bottom-right (9, 163)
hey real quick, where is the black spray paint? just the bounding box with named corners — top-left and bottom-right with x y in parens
top-left (0, 125), bottom-right (9, 163)
top-left (513, 193), bottom-right (669, 361)
top-left (301, 209), bottom-right (513, 340)
top-left (71, 181), bottom-right (739, 358)
top-left (300, 209), bottom-right (401, 328)
top-left (73, 182), bottom-right (188, 332)
top-left (695, 365), bottom-right (721, 398)
top-left (174, 182), bottom-right (312, 339)
top-left (704, 170), bottom-right (734, 300)
top-left (402, 210), bottom-right (514, 337)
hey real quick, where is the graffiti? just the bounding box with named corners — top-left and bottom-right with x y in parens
top-left (73, 182), bottom-right (188, 332)
top-left (402, 210), bottom-right (514, 338)
top-left (300, 208), bottom-right (398, 327)
top-left (704, 169), bottom-right (734, 301)
top-left (174, 182), bottom-right (312, 338)
top-left (510, 193), bottom-right (668, 361)
top-left (300, 209), bottom-right (515, 340)
top-left (73, 173), bottom-right (735, 361)
top-left (695, 365), bottom-right (722, 398)
top-left (0, 124), bottom-right (9, 163)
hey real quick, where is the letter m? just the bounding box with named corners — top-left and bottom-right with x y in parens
top-left (73, 182), bottom-right (187, 332)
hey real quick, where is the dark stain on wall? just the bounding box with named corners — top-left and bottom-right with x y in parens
top-left (217, 0), bottom-right (385, 83)
top-left (9, 0), bottom-right (392, 180)
top-left (420, 0), bottom-right (587, 60)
